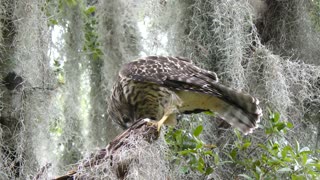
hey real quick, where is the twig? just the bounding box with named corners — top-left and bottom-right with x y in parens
top-left (33, 163), bottom-right (52, 180)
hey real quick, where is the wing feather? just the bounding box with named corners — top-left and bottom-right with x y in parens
top-left (116, 55), bottom-right (262, 134)
top-left (120, 56), bottom-right (221, 96)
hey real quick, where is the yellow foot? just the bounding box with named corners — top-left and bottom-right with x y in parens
top-left (156, 113), bottom-right (170, 131)
top-left (146, 114), bottom-right (171, 132)
top-left (146, 120), bottom-right (158, 130)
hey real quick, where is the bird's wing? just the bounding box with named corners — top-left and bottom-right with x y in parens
top-left (120, 56), bottom-right (221, 96)
top-left (119, 56), bottom-right (262, 134)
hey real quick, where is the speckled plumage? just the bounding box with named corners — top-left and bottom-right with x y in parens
top-left (108, 56), bottom-right (262, 134)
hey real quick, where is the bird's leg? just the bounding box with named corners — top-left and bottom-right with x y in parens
top-left (147, 107), bottom-right (176, 132)
top-left (147, 97), bottom-right (179, 132)
top-left (156, 104), bottom-right (179, 131)
top-left (156, 113), bottom-right (170, 131)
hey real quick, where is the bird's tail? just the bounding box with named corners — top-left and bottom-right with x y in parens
top-left (212, 83), bottom-right (262, 134)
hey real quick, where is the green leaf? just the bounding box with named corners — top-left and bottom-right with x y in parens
top-left (299, 147), bottom-right (310, 153)
top-left (242, 141), bottom-right (251, 150)
top-left (275, 122), bottom-right (286, 131)
top-left (274, 112), bottom-right (280, 122)
top-left (281, 146), bottom-right (292, 158)
top-left (196, 157), bottom-right (205, 173)
top-left (230, 149), bottom-right (237, 161)
top-left (238, 174), bottom-right (254, 180)
top-left (308, 163), bottom-right (320, 170)
top-left (255, 166), bottom-right (262, 174)
top-left (178, 150), bottom-right (190, 155)
top-left (277, 167), bottom-right (292, 173)
top-left (174, 130), bottom-right (182, 144)
top-left (205, 167), bottom-right (214, 175)
top-left (295, 140), bottom-right (300, 153)
top-left (265, 128), bottom-right (273, 134)
top-left (291, 174), bottom-right (305, 180)
top-left (213, 153), bottom-right (220, 164)
top-left (196, 142), bottom-right (203, 149)
top-left (179, 149), bottom-right (196, 155)
top-left (204, 150), bottom-right (213, 156)
top-left (286, 122), bottom-right (294, 128)
top-left (301, 153), bottom-right (308, 165)
top-left (49, 19), bottom-right (58, 26)
top-left (234, 129), bottom-right (242, 140)
top-left (258, 143), bottom-right (268, 150)
top-left (272, 143), bottom-right (280, 151)
top-left (193, 125), bottom-right (203, 137)
top-left (66, 0), bottom-right (77, 7)
top-left (85, 6), bottom-right (96, 15)
top-left (204, 111), bottom-right (215, 116)
top-left (180, 166), bottom-right (189, 174)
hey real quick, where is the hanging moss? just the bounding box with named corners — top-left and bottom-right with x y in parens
top-left (96, 0), bottom-right (142, 142)
top-left (258, 0), bottom-right (320, 65)
top-left (0, 0), bottom-right (319, 179)
top-left (59, 1), bottom-right (85, 167)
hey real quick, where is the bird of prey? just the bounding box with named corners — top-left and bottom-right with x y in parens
top-left (108, 56), bottom-right (262, 134)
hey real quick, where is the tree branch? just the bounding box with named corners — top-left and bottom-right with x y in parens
top-left (52, 118), bottom-right (159, 180)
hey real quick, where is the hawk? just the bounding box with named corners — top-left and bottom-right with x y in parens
top-left (108, 56), bottom-right (262, 134)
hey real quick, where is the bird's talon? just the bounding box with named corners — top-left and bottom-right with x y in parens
top-left (157, 123), bottom-right (162, 132)
top-left (146, 121), bottom-right (157, 127)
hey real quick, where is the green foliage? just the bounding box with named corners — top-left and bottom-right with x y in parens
top-left (165, 111), bottom-right (320, 179)
top-left (44, 0), bottom-right (74, 27)
top-left (83, 6), bottom-right (103, 61)
top-left (43, 0), bottom-right (103, 86)
top-left (44, 0), bottom-right (103, 61)
top-left (228, 110), bottom-right (320, 179)
top-left (165, 124), bottom-right (215, 175)
top-left (264, 109), bottom-right (293, 135)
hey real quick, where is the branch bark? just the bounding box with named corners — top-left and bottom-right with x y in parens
top-left (52, 118), bottom-right (159, 180)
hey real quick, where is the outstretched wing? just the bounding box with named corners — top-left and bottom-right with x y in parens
top-left (120, 56), bottom-right (221, 96)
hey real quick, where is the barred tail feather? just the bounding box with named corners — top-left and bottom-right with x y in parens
top-left (212, 84), bottom-right (262, 134)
